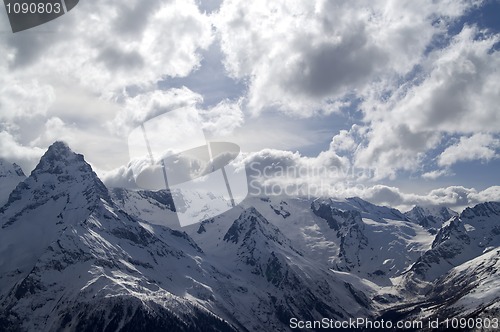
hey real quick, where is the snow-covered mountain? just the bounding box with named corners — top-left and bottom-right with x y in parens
top-left (112, 193), bottom-right (375, 330)
top-left (0, 142), bottom-right (239, 331)
top-left (309, 198), bottom-right (434, 285)
top-left (110, 188), bottom-right (179, 228)
top-left (0, 159), bottom-right (26, 207)
top-left (419, 248), bottom-right (500, 321)
top-left (115, 193), bottom-right (434, 286)
top-left (371, 201), bottom-right (500, 329)
top-left (251, 197), bottom-right (431, 284)
top-left (0, 142), bottom-right (372, 331)
top-left (108, 188), bottom-right (500, 330)
top-left (405, 205), bottom-right (458, 234)
top-left (382, 248), bottom-right (500, 328)
top-left (0, 142), bottom-right (111, 296)
top-left (201, 207), bottom-right (372, 330)
top-left (110, 187), bottom-right (234, 229)
top-left (115, 191), bottom-right (444, 283)
top-left (401, 202), bottom-right (500, 292)
top-left (0, 142), bottom-right (498, 331)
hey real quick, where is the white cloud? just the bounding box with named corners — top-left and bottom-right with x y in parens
top-left (29, 117), bottom-right (72, 146)
top-left (199, 99), bottom-right (244, 137)
top-left (109, 87), bottom-right (244, 140)
top-left (101, 88), bottom-right (246, 189)
top-left (470, 186), bottom-right (500, 203)
top-left (0, 131), bottom-right (44, 171)
top-left (438, 133), bottom-right (499, 167)
top-left (353, 122), bottom-right (441, 179)
top-left (421, 169), bottom-right (452, 180)
top-left (109, 88), bottom-right (203, 136)
top-left (230, 148), bottom-right (499, 211)
top-left (0, 0), bottom-right (214, 174)
top-left (381, 27), bottom-right (500, 133)
top-left (100, 165), bottom-right (139, 189)
top-left (100, 142), bottom-right (500, 212)
top-left (0, 80), bottom-right (55, 121)
top-left (214, 0), bottom-right (475, 116)
top-left (351, 26), bottom-right (500, 179)
top-left (330, 129), bottom-right (358, 153)
top-left (214, 2), bottom-right (499, 181)
top-left (241, 152), bottom-right (499, 211)
top-left (235, 148), bottom-right (365, 198)
top-left (1, 0), bottom-right (213, 96)
top-left (342, 184), bottom-right (500, 212)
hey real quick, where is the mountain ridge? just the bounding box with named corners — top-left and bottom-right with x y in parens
top-left (0, 142), bottom-right (498, 331)
top-left (0, 159), bottom-right (26, 207)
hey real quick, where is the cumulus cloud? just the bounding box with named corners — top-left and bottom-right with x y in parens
top-left (470, 186), bottom-right (500, 203)
top-left (213, 1), bottom-right (499, 180)
top-left (0, 131), bottom-right (44, 171)
top-left (230, 147), bottom-right (499, 211)
top-left (1, 0), bottom-right (213, 95)
top-left (0, 0), bottom-right (214, 174)
top-left (102, 88), bottom-right (245, 188)
top-left (100, 164), bottom-right (139, 189)
top-left (348, 26), bottom-right (500, 179)
top-left (100, 140), bottom-right (500, 213)
top-left (214, 0), bottom-right (475, 116)
top-left (238, 147), bottom-right (500, 211)
top-left (29, 117), bottom-right (73, 146)
top-left (421, 169), bottom-right (453, 180)
top-left (387, 27), bottom-right (500, 134)
top-left (232, 148), bottom-right (365, 198)
top-left (109, 88), bottom-right (203, 136)
top-left (353, 122), bottom-right (441, 179)
top-left (330, 129), bottom-right (358, 153)
top-left (0, 80), bottom-right (55, 121)
top-left (438, 133), bottom-right (499, 167)
top-left (359, 185), bottom-right (500, 212)
top-left (199, 99), bottom-right (244, 137)
top-left (109, 87), bottom-right (244, 140)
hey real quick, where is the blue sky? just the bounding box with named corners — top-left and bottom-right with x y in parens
top-left (0, 0), bottom-right (499, 211)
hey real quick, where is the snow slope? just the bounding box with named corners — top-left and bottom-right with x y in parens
top-left (0, 142), bottom-right (372, 332)
top-left (1, 142), bottom-right (498, 331)
top-left (405, 205), bottom-right (458, 234)
top-left (0, 160), bottom-right (26, 207)
top-left (0, 142), bottom-right (111, 296)
top-left (381, 248), bottom-right (500, 329)
top-left (0, 142), bottom-right (238, 331)
top-left (114, 193), bottom-right (435, 287)
top-left (402, 202), bottom-right (500, 294)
